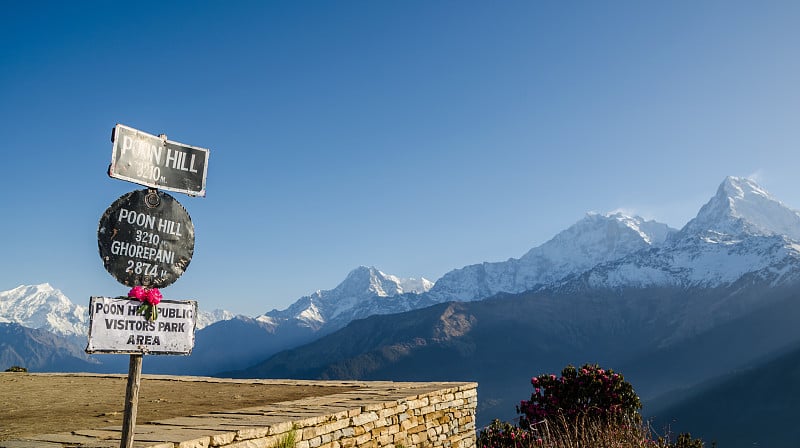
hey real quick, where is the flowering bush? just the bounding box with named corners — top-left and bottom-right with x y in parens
top-left (478, 419), bottom-right (542, 448)
top-left (477, 365), bottom-right (707, 448)
top-left (517, 363), bottom-right (641, 427)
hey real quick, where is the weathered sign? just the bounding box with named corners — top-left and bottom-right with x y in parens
top-left (109, 124), bottom-right (210, 197)
top-left (86, 296), bottom-right (197, 355)
top-left (98, 189), bottom-right (194, 288)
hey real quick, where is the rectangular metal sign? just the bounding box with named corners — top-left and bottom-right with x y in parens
top-left (109, 124), bottom-right (210, 197)
top-left (86, 296), bottom-right (197, 355)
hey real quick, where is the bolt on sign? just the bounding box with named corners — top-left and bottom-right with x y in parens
top-left (98, 189), bottom-right (195, 288)
top-left (86, 297), bottom-right (197, 355)
top-left (109, 124), bottom-right (209, 197)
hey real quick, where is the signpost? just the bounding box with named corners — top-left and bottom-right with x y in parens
top-left (89, 124), bottom-right (208, 448)
top-left (98, 189), bottom-right (195, 288)
top-left (109, 124), bottom-right (209, 197)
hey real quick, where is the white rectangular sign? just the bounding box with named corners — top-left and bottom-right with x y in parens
top-left (86, 296), bottom-right (197, 355)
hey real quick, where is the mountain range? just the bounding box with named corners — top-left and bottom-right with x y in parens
top-left (225, 176), bottom-right (800, 444)
top-left (3, 176), bottom-right (799, 445)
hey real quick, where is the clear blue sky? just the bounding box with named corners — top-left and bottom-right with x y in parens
top-left (2, 1), bottom-right (799, 315)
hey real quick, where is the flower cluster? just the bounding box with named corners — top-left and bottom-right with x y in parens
top-left (517, 363), bottom-right (641, 427)
top-left (128, 286), bottom-right (162, 321)
top-left (478, 419), bottom-right (541, 448)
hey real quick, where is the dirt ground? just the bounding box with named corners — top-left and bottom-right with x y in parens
top-left (0, 373), bottom-right (356, 440)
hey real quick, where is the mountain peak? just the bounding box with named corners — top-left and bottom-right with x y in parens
top-left (0, 284), bottom-right (87, 336)
top-left (427, 212), bottom-right (677, 302)
top-left (338, 266), bottom-right (401, 297)
top-left (587, 212), bottom-right (675, 245)
top-left (523, 212), bottom-right (675, 265)
top-left (6, 283), bottom-right (56, 297)
top-left (263, 266), bottom-right (432, 327)
top-left (719, 176), bottom-right (771, 199)
top-left (338, 266), bottom-right (432, 296)
top-left (682, 177), bottom-right (800, 241)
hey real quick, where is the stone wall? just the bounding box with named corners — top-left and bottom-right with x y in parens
top-left (3, 379), bottom-right (477, 448)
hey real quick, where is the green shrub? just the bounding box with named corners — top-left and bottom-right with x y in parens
top-left (273, 424), bottom-right (297, 448)
top-left (4, 366), bottom-right (27, 372)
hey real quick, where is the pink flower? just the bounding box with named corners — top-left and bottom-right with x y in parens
top-left (550, 374), bottom-right (557, 380)
top-left (144, 288), bottom-right (162, 305)
top-left (531, 377), bottom-right (539, 384)
top-left (128, 286), bottom-right (146, 301)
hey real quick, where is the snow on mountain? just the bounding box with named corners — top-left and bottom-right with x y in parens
top-left (0, 284), bottom-right (88, 337)
top-left (568, 177), bottom-right (800, 291)
top-left (0, 284), bottom-right (236, 335)
top-left (576, 234), bottom-right (800, 289)
top-left (196, 309), bottom-right (237, 330)
top-left (9, 176), bottom-right (800, 349)
top-left (261, 266), bottom-right (434, 329)
top-left (426, 213), bottom-right (677, 302)
top-left (681, 176), bottom-right (800, 242)
top-left (389, 275), bottom-right (435, 294)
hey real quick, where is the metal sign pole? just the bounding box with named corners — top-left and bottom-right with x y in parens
top-left (120, 354), bottom-right (143, 448)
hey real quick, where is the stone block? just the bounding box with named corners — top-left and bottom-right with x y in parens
top-left (209, 432), bottom-right (237, 446)
top-left (268, 422), bottom-right (297, 436)
top-left (225, 437), bottom-right (271, 448)
top-left (351, 411), bottom-right (378, 427)
top-left (236, 427), bottom-right (271, 441)
top-left (404, 398), bottom-right (428, 410)
top-left (362, 401), bottom-right (386, 412)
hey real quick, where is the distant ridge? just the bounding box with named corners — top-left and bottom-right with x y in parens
top-left (425, 213), bottom-right (677, 302)
top-left (228, 176), bottom-right (800, 435)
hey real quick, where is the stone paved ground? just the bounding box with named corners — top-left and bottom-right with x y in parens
top-left (0, 373), bottom-right (357, 440)
top-left (0, 373), bottom-right (477, 448)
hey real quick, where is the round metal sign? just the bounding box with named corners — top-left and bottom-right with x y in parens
top-left (98, 189), bottom-right (195, 288)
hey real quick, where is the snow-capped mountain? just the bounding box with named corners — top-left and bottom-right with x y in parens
top-left (425, 213), bottom-right (677, 302)
top-left (682, 176), bottom-right (800, 241)
top-left (571, 177), bottom-right (800, 290)
top-left (0, 284), bottom-right (235, 337)
top-left (8, 175), bottom-right (800, 381)
top-left (195, 308), bottom-right (237, 329)
top-left (236, 176), bottom-right (800, 432)
top-left (261, 266), bottom-right (434, 330)
top-left (0, 284), bottom-right (87, 337)
top-left (264, 177), bottom-right (797, 331)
